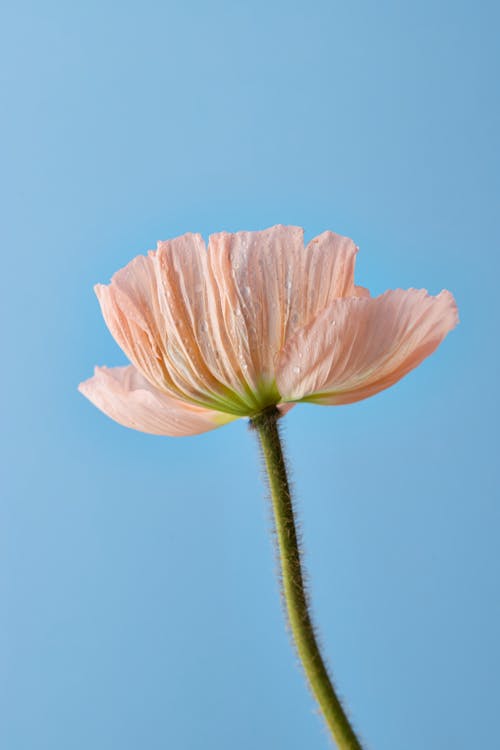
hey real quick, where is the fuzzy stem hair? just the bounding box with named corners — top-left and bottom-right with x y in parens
top-left (250, 406), bottom-right (363, 749)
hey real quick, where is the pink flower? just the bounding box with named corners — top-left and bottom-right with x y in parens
top-left (79, 225), bottom-right (458, 435)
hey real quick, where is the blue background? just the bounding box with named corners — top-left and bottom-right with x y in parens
top-left (2, 1), bottom-right (499, 748)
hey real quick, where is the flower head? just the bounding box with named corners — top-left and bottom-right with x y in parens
top-left (79, 225), bottom-right (458, 435)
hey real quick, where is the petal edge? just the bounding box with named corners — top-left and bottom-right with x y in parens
top-left (79, 365), bottom-right (236, 436)
top-left (277, 289), bottom-right (458, 405)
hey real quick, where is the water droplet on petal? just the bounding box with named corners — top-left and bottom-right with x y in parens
top-left (293, 366), bottom-right (301, 374)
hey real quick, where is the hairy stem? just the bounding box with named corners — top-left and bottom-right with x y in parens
top-left (251, 407), bottom-right (363, 750)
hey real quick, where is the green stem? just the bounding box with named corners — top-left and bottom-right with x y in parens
top-left (251, 407), bottom-right (363, 750)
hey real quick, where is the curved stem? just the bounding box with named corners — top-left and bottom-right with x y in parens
top-left (251, 407), bottom-right (363, 750)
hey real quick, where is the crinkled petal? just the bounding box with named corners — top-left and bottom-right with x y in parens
top-left (78, 365), bottom-right (235, 436)
top-left (277, 289), bottom-right (458, 405)
top-left (94, 226), bottom-right (365, 416)
top-left (206, 227), bottom-right (360, 396)
top-left (95, 254), bottom-right (169, 393)
top-left (297, 231), bottom-right (360, 324)
top-left (207, 225), bottom-right (304, 394)
top-left (95, 236), bottom-right (253, 415)
top-left (153, 233), bottom-right (255, 413)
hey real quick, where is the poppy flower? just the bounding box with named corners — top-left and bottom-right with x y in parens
top-left (79, 225), bottom-right (458, 433)
top-left (79, 225), bottom-right (458, 748)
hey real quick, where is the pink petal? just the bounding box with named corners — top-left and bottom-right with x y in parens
top-left (207, 225), bottom-right (305, 390)
top-left (297, 231), bottom-right (360, 325)
top-left (277, 402), bottom-right (295, 417)
top-left (354, 285), bottom-right (371, 298)
top-left (207, 227), bottom-right (360, 392)
top-left (153, 233), bottom-right (254, 413)
top-left (95, 253), bottom-right (169, 393)
top-left (95, 236), bottom-right (253, 415)
top-left (78, 365), bottom-right (235, 436)
top-left (277, 289), bottom-right (458, 405)
top-left (94, 226), bottom-right (364, 415)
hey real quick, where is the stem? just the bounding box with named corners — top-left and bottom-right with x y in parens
top-left (251, 407), bottom-right (363, 750)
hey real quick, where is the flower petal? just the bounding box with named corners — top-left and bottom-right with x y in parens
top-left (95, 236), bottom-right (253, 415)
top-left (207, 225), bottom-right (305, 393)
top-left (78, 365), bottom-right (235, 436)
top-left (94, 226), bottom-right (365, 416)
top-left (95, 253), bottom-right (169, 393)
top-left (277, 402), bottom-right (295, 416)
top-left (298, 231), bottom-right (360, 323)
top-left (277, 289), bottom-right (458, 405)
top-left (206, 227), bottom-right (360, 392)
top-left (153, 233), bottom-right (255, 413)
top-left (354, 285), bottom-right (371, 298)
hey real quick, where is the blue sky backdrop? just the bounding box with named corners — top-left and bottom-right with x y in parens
top-left (2, 1), bottom-right (499, 748)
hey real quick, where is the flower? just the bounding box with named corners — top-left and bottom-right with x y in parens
top-left (79, 225), bottom-right (458, 435)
